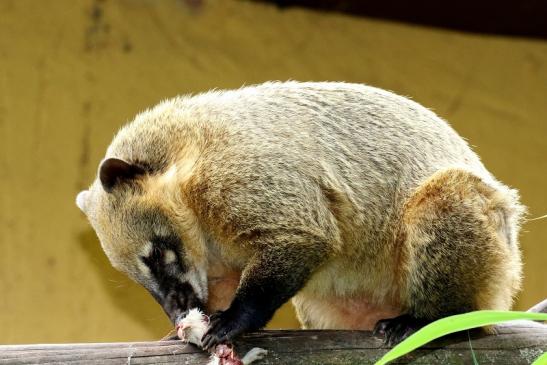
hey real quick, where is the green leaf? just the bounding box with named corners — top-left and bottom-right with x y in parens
top-left (532, 351), bottom-right (547, 365)
top-left (375, 310), bottom-right (547, 365)
top-left (467, 330), bottom-right (479, 365)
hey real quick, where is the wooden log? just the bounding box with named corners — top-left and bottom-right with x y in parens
top-left (527, 299), bottom-right (547, 314)
top-left (0, 321), bottom-right (545, 365)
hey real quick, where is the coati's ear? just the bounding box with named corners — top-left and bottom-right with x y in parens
top-left (76, 190), bottom-right (89, 213)
top-left (99, 158), bottom-right (145, 192)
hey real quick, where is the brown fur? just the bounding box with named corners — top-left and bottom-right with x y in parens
top-left (76, 82), bottom-right (524, 337)
top-left (400, 169), bottom-right (522, 320)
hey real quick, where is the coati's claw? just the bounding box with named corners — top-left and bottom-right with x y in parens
top-left (373, 314), bottom-right (427, 346)
top-left (201, 309), bottom-right (248, 351)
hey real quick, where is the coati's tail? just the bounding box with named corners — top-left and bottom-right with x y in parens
top-left (400, 168), bottom-right (524, 320)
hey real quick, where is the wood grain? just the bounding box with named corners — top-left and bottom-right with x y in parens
top-left (1, 321), bottom-right (545, 364)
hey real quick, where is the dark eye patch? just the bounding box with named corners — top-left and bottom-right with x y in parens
top-left (139, 235), bottom-right (203, 322)
top-left (140, 235), bottom-right (186, 281)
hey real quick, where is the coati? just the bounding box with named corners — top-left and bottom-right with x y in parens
top-left (76, 81), bottom-right (524, 347)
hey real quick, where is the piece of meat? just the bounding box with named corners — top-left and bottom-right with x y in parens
top-left (176, 308), bottom-right (267, 365)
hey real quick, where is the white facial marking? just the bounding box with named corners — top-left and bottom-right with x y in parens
top-left (137, 260), bottom-right (151, 278)
top-left (141, 241), bottom-right (153, 258)
top-left (164, 250), bottom-right (177, 264)
top-left (76, 191), bottom-right (89, 212)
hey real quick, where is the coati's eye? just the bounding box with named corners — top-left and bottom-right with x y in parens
top-left (139, 235), bottom-right (186, 278)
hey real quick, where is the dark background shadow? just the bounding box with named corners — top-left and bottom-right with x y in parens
top-left (77, 229), bottom-right (172, 339)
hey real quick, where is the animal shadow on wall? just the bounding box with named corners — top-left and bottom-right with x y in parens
top-left (77, 229), bottom-right (172, 338)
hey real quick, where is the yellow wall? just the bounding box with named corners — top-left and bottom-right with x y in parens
top-left (0, 0), bottom-right (546, 344)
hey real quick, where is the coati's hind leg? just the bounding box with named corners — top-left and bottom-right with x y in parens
top-left (374, 168), bottom-right (523, 345)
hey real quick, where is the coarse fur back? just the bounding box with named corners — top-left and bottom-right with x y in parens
top-left (77, 81), bottom-right (524, 344)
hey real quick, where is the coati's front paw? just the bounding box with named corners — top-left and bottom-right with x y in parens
top-left (201, 308), bottom-right (254, 350)
top-left (373, 314), bottom-right (428, 346)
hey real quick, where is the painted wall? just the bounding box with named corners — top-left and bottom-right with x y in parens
top-left (0, 0), bottom-right (545, 344)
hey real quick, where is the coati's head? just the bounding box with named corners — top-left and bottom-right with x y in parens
top-left (76, 112), bottom-right (208, 324)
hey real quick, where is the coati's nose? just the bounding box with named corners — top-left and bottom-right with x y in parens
top-left (144, 277), bottom-right (204, 325)
top-left (158, 281), bottom-right (204, 324)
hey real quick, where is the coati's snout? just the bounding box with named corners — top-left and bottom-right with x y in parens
top-left (138, 236), bottom-right (205, 324)
top-left (77, 157), bottom-right (208, 325)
